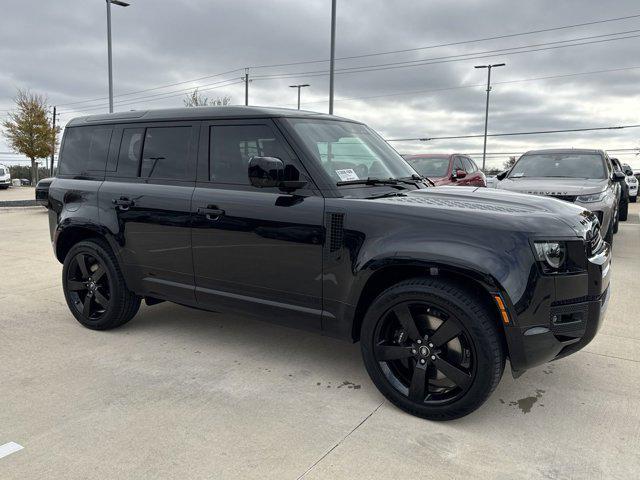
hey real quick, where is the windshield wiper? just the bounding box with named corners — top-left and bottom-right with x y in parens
top-left (336, 177), bottom-right (401, 186)
top-left (397, 174), bottom-right (434, 187)
top-left (367, 191), bottom-right (407, 199)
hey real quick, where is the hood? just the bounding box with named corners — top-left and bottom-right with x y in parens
top-left (496, 177), bottom-right (608, 196)
top-left (362, 185), bottom-right (595, 238)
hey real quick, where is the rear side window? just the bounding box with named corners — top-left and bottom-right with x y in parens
top-left (209, 125), bottom-right (290, 184)
top-left (59, 126), bottom-right (113, 175)
top-left (140, 127), bottom-right (191, 180)
top-left (116, 128), bottom-right (144, 177)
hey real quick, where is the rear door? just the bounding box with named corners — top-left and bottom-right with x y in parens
top-left (191, 119), bottom-right (325, 332)
top-left (99, 122), bottom-right (198, 304)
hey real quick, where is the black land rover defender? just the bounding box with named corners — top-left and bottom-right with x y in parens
top-left (48, 107), bottom-right (610, 420)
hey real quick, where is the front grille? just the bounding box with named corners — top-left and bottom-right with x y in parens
top-left (550, 194), bottom-right (577, 202)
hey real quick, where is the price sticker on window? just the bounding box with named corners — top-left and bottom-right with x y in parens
top-left (335, 168), bottom-right (359, 181)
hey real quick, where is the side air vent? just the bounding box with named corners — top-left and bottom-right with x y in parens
top-left (327, 213), bottom-right (344, 252)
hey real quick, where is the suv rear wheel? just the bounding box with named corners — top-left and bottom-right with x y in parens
top-left (62, 238), bottom-right (140, 330)
top-left (360, 277), bottom-right (505, 420)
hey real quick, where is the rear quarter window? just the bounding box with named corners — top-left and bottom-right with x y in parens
top-left (59, 126), bottom-right (113, 175)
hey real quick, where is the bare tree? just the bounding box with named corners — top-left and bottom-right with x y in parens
top-left (2, 89), bottom-right (59, 183)
top-left (183, 88), bottom-right (232, 108)
top-left (503, 156), bottom-right (517, 170)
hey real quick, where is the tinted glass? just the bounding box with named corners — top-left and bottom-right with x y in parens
top-left (0, 168), bottom-right (5, 176)
top-left (210, 125), bottom-right (290, 184)
top-left (285, 119), bottom-right (416, 183)
top-left (140, 127), bottom-right (191, 180)
top-left (59, 126), bottom-right (113, 175)
top-left (509, 153), bottom-right (606, 179)
top-left (116, 128), bottom-right (144, 177)
top-left (405, 156), bottom-right (450, 177)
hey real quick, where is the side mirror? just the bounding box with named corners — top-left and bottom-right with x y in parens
top-left (496, 169), bottom-right (509, 181)
top-left (613, 171), bottom-right (626, 182)
top-left (452, 169), bottom-right (467, 180)
top-left (248, 156), bottom-right (307, 192)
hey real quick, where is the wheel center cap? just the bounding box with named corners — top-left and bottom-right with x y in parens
top-left (419, 346), bottom-right (430, 357)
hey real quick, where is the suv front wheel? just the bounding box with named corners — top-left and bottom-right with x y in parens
top-left (62, 238), bottom-right (140, 330)
top-left (360, 277), bottom-right (505, 420)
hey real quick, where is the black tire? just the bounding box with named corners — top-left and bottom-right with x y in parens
top-left (631, 195), bottom-right (637, 203)
top-left (360, 277), bottom-right (505, 421)
top-left (62, 238), bottom-right (140, 330)
top-left (619, 201), bottom-right (628, 222)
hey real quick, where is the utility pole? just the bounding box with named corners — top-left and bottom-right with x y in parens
top-left (244, 68), bottom-right (249, 106)
top-left (106, 0), bottom-right (129, 113)
top-left (50, 106), bottom-right (58, 176)
top-left (328, 0), bottom-right (337, 114)
top-left (475, 63), bottom-right (505, 172)
top-left (289, 84), bottom-right (310, 110)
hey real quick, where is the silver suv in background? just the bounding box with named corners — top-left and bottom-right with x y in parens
top-left (0, 163), bottom-right (11, 189)
top-left (495, 149), bottom-right (625, 243)
top-left (622, 163), bottom-right (638, 203)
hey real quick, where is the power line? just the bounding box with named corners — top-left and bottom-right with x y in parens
top-left (252, 31), bottom-right (640, 80)
top-left (249, 13), bottom-right (640, 69)
top-left (387, 124), bottom-right (640, 142)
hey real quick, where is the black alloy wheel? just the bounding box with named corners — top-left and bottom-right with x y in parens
top-left (66, 252), bottom-right (111, 320)
top-left (361, 278), bottom-right (504, 420)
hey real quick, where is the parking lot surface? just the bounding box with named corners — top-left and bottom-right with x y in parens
top-left (1, 205), bottom-right (639, 479)
top-left (0, 186), bottom-right (35, 202)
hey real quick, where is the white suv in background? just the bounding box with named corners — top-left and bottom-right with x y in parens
top-left (0, 163), bottom-right (11, 189)
top-left (622, 164), bottom-right (637, 203)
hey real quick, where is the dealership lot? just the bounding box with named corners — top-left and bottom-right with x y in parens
top-left (1, 206), bottom-right (639, 479)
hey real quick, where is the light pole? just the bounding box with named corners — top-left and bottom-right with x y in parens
top-left (289, 84), bottom-right (310, 110)
top-left (474, 63), bottom-right (505, 172)
top-left (106, 0), bottom-right (130, 113)
top-left (328, 0), bottom-right (337, 114)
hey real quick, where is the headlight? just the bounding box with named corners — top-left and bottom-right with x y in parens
top-left (533, 241), bottom-right (566, 272)
top-left (576, 190), bottom-right (606, 203)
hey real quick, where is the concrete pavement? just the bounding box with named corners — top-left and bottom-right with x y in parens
top-left (0, 205), bottom-right (638, 479)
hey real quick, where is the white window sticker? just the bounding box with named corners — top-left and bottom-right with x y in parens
top-left (335, 168), bottom-right (359, 181)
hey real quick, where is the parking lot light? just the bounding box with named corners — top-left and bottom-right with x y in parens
top-left (475, 63), bottom-right (506, 172)
top-left (106, 0), bottom-right (130, 113)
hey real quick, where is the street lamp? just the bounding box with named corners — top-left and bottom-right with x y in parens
top-left (328, 0), bottom-right (337, 114)
top-left (474, 63), bottom-right (505, 172)
top-left (289, 84), bottom-right (310, 110)
top-left (106, 0), bottom-right (130, 113)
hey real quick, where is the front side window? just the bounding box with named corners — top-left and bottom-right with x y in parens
top-left (509, 153), bottom-right (606, 179)
top-left (285, 119), bottom-right (416, 184)
top-left (405, 156), bottom-right (450, 177)
top-left (452, 157), bottom-right (465, 173)
top-left (209, 125), bottom-right (291, 184)
top-left (463, 157), bottom-right (477, 173)
top-left (140, 127), bottom-right (191, 180)
top-left (59, 126), bottom-right (113, 175)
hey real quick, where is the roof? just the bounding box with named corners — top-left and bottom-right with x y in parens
top-left (66, 105), bottom-right (356, 127)
top-left (522, 148), bottom-right (605, 155)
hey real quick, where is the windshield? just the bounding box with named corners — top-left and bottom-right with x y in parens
top-left (509, 153), bottom-right (606, 179)
top-left (405, 156), bottom-right (450, 177)
top-left (285, 119), bottom-right (417, 183)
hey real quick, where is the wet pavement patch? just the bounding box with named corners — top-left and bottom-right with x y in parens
top-left (501, 389), bottom-right (545, 413)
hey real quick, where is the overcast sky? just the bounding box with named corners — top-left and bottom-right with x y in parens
top-left (1, 0), bottom-right (639, 169)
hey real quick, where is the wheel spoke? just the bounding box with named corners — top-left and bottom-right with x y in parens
top-left (434, 357), bottom-right (472, 389)
top-left (429, 318), bottom-right (462, 347)
top-left (67, 280), bottom-right (86, 292)
top-left (76, 254), bottom-right (90, 279)
top-left (94, 290), bottom-right (109, 308)
top-left (393, 304), bottom-right (420, 340)
top-left (82, 293), bottom-right (93, 317)
top-left (408, 361), bottom-right (428, 402)
top-left (92, 265), bottom-right (106, 282)
top-left (375, 345), bottom-right (414, 361)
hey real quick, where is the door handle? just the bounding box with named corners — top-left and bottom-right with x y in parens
top-left (197, 205), bottom-right (225, 220)
top-left (112, 197), bottom-right (135, 210)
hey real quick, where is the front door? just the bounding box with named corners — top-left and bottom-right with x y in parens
top-left (191, 119), bottom-right (325, 331)
top-left (99, 122), bottom-right (198, 304)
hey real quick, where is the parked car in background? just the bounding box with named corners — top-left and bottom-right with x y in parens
top-left (495, 149), bottom-right (625, 243)
top-left (622, 163), bottom-right (637, 203)
top-left (0, 163), bottom-right (11, 189)
top-left (48, 106), bottom-right (610, 421)
top-left (35, 177), bottom-right (55, 207)
top-left (610, 158), bottom-right (629, 221)
top-left (20, 178), bottom-right (31, 186)
top-left (404, 154), bottom-right (486, 187)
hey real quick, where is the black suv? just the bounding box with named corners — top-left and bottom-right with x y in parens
top-left (48, 107), bottom-right (610, 420)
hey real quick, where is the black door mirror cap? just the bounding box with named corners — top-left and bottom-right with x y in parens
top-left (248, 156), bottom-right (307, 192)
top-left (613, 171), bottom-right (626, 181)
top-left (496, 169), bottom-right (510, 181)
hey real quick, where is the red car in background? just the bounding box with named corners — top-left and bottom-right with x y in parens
top-left (404, 154), bottom-right (487, 187)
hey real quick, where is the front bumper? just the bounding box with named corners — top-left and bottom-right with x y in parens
top-left (505, 242), bottom-right (611, 374)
